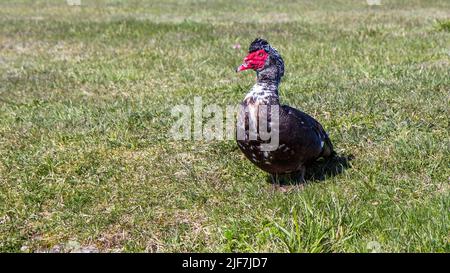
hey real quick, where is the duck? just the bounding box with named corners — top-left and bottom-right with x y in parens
top-left (235, 38), bottom-right (335, 183)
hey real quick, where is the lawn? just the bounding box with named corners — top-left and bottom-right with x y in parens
top-left (0, 0), bottom-right (449, 252)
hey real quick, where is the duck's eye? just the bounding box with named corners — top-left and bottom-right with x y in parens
top-left (258, 52), bottom-right (264, 57)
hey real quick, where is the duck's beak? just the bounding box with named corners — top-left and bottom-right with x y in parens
top-left (236, 53), bottom-right (251, 72)
top-left (236, 62), bottom-right (250, 72)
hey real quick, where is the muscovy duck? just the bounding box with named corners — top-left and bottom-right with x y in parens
top-left (235, 38), bottom-right (335, 183)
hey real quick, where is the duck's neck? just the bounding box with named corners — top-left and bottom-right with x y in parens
top-left (244, 80), bottom-right (280, 105)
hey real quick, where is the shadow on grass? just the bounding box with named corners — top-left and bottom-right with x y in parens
top-left (267, 153), bottom-right (354, 186)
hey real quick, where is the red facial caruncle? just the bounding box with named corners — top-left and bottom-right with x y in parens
top-left (236, 49), bottom-right (269, 72)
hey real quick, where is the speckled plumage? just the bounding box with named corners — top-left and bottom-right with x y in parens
top-left (236, 38), bottom-right (334, 182)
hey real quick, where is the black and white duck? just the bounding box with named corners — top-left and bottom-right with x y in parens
top-left (235, 38), bottom-right (335, 183)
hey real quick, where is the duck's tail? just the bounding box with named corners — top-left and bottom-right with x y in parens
top-left (320, 134), bottom-right (336, 159)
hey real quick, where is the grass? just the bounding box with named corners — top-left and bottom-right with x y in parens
top-left (0, 0), bottom-right (449, 252)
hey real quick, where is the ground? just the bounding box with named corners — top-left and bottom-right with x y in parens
top-left (0, 0), bottom-right (449, 252)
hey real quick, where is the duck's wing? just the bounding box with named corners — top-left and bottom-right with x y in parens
top-left (281, 105), bottom-right (334, 158)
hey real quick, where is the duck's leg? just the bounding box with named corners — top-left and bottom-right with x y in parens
top-left (298, 166), bottom-right (306, 183)
top-left (270, 174), bottom-right (277, 184)
top-left (293, 165), bottom-right (306, 184)
top-left (270, 173), bottom-right (282, 191)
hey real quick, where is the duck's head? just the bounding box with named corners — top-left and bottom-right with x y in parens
top-left (236, 38), bottom-right (284, 83)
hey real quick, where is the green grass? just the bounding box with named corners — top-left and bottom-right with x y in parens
top-left (0, 0), bottom-right (449, 252)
